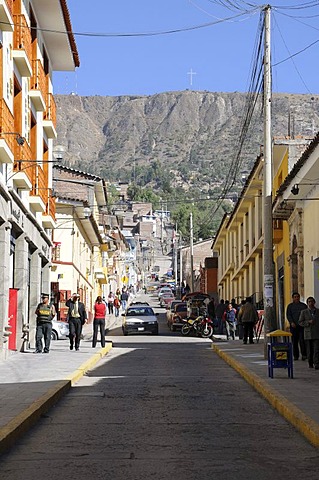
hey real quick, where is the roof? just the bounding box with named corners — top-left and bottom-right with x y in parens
top-left (53, 165), bottom-right (106, 204)
top-left (275, 131), bottom-right (319, 197)
top-left (32, 0), bottom-right (80, 70)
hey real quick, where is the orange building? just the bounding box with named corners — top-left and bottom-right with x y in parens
top-left (0, 0), bottom-right (79, 356)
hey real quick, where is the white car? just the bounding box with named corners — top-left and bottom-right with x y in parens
top-left (51, 320), bottom-right (69, 340)
top-left (157, 287), bottom-right (172, 300)
top-left (122, 305), bottom-right (159, 336)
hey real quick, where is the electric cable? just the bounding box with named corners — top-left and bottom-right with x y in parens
top-left (272, 12), bottom-right (313, 94)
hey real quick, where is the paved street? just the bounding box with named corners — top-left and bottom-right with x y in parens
top-left (1, 304), bottom-right (319, 480)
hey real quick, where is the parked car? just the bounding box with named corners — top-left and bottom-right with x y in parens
top-left (167, 302), bottom-right (188, 331)
top-left (51, 320), bottom-right (69, 340)
top-left (160, 292), bottom-right (175, 307)
top-left (157, 287), bottom-right (172, 300)
top-left (166, 300), bottom-right (183, 324)
top-left (146, 283), bottom-right (159, 293)
top-left (122, 304), bottom-right (159, 336)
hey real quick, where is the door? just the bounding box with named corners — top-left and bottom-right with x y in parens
top-left (8, 288), bottom-right (18, 351)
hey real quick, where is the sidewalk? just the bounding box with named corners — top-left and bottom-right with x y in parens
top-left (0, 323), bottom-right (112, 454)
top-left (212, 336), bottom-right (319, 447)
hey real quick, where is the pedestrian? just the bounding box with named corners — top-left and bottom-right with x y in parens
top-left (67, 292), bottom-right (87, 351)
top-left (107, 292), bottom-right (114, 315)
top-left (237, 297), bottom-right (258, 344)
top-left (298, 296), bottom-right (319, 369)
top-left (207, 297), bottom-right (216, 332)
top-left (286, 292), bottom-right (307, 361)
top-left (236, 299), bottom-right (246, 340)
top-left (223, 302), bottom-right (236, 340)
top-left (215, 299), bottom-right (226, 335)
top-left (114, 295), bottom-right (121, 317)
top-left (34, 293), bottom-right (56, 353)
top-left (120, 288), bottom-right (129, 311)
top-left (92, 296), bottom-right (106, 348)
top-left (116, 287), bottom-right (121, 297)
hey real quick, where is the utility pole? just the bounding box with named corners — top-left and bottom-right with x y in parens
top-left (263, 5), bottom-right (276, 353)
top-left (174, 223), bottom-right (178, 285)
top-left (179, 235), bottom-right (183, 290)
top-left (190, 212), bottom-right (194, 292)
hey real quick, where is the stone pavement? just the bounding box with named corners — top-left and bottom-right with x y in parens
top-left (212, 336), bottom-right (319, 448)
top-left (0, 322), bottom-right (112, 454)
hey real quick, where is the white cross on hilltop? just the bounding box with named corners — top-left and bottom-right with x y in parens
top-left (187, 68), bottom-right (197, 87)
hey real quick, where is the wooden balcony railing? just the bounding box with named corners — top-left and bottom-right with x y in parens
top-left (13, 14), bottom-right (32, 62)
top-left (31, 59), bottom-right (47, 97)
top-left (46, 190), bottom-right (56, 219)
top-left (44, 93), bottom-right (56, 124)
top-left (5, 0), bottom-right (13, 17)
top-left (0, 98), bottom-right (15, 152)
top-left (12, 141), bottom-right (33, 181)
top-left (31, 164), bottom-right (47, 205)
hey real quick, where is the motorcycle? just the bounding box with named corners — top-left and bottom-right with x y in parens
top-left (198, 315), bottom-right (214, 338)
top-left (181, 315), bottom-right (213, 338)
top-left (181, 317), bottom-right (200, 336)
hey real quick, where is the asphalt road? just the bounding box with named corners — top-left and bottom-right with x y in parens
top-left (1, 304), bottom-right (319, 479)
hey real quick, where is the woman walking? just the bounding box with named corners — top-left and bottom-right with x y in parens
top-left (92, 296), bottom-right (106, 348)
top-left (107, 292), bottom-right (114, 315)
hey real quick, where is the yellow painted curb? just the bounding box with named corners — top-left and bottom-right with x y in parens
top-left (0, 343), bottom-right (113, 454)
top-left (66, 343), bottom-right (113, 384)
top-left (212, 343), bottom-right (319, 448)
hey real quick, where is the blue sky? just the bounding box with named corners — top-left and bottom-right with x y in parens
top-left (54, 0), bottom-right (319, 97)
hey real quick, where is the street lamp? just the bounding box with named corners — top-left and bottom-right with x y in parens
top-left (0, 132), bottom-right (25, 146)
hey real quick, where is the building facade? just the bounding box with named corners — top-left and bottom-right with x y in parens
top-left (0, 0), bottom-right (78, 356)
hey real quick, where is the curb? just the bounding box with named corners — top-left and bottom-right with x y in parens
top-left (212, 343), bottom-right (319, 448)
top-left (0, 343), bottom-right (113, 455)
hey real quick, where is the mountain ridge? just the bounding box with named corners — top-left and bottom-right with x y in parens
top-left (55, 90), bottom-right (319, 194)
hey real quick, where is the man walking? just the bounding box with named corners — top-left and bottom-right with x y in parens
top-left (215, 299), bottom-right (226, 335)
top-left (299, 297), bottom-right (319, 369)
top-left (286, 292), bottom-right (307, 361)
top-left (120, 288), bottom-right (129, 311)
top-left (238, 297), bottom-right (258, 344)
top-left (67, 292), bottom-right (87, 351)
top-left (34, 293), bottom-right (56, 353)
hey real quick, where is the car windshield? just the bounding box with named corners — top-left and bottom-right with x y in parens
top-left (176, 304), bottom-right (187, 312)
top-left (126, 308), bottom-right (155, 316)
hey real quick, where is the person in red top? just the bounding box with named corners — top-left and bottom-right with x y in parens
top-left (92, 296), bottom-right (106, 348)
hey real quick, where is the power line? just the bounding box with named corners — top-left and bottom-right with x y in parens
top-left (0, 8), bottom-right (260, 39)
top-left (272, 12), bottom-right (313, 93)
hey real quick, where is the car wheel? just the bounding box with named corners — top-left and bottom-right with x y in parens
top-left (51, 330), bottom-right (58, 340)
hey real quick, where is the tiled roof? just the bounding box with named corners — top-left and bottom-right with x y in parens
top-left (60, 0), bottom-right (80, 67)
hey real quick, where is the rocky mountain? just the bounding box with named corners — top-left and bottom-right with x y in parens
top-left (55, 90), bottom-right (319, 195)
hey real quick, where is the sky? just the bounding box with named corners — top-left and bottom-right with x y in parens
top-left (54, 0), bottom-right (319, 97)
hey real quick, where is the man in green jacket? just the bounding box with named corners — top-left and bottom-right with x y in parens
top-left (34, 293), bottom-right (56, 353)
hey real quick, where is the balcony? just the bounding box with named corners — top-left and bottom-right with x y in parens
top-left (11, 142), bottom-right (33, 188)
top-left (0, 99), bottom-right (15, 163)
top-left (29, 164), bottom-right (47, 212)
top-left (29, 60), bottom-right (46, 111)
top-left (12, 14), bottom-right (32, 77)
top-left (273, 219), bottom-right (284, 244)
top-left (0, 0), bottom-right (14, 32)
top-left (43, 93), bottom-right (57, 138)
top-left (42, 191), bottom-right (56, 229)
